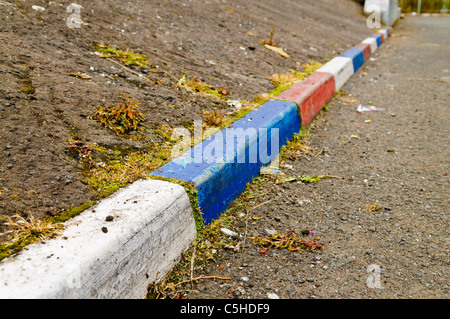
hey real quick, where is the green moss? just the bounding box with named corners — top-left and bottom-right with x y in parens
top-left (50, 200), bottom-right (98, 224)
top-left (20, 82), bottom-right (35, 95)
top-left (149, 175), bottom-right (204, 235)
top-left (0, 234), bottom-right (38, 261)
top-left (95, 44), bottom-right (149, 68)
top-left (269, 83), bottom-right (290, 96)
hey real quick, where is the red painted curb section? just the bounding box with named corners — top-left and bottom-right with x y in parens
top-left (277, 72), bottom-right (336, 127)
top-left (354, 42), bottom-right (371, 61)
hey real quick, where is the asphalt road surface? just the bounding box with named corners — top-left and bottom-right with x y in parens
top-left (187, 15), bottom-right (449, 299)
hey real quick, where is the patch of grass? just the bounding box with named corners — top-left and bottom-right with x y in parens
top-left (279, 127), bottom-right (311, 160)
top-left (259, 28), bottom-right (279, 46)
top-left (0, 214), bottom-right (64, 261)
top-left (0, 199), bottom-right (104, 262)
top-left (270, 61), bottom-right (323, 89)
top-left (94, 94), bottom-right (146, 135)
top-left (203, 110), bottom-right (225, 127)
top-left (95, 44), bottom-right (149, 68)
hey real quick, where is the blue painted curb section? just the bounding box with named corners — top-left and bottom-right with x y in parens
top-left (370, 33), bottom-right (383, 46)
top-left (152, 100), bottom-right (300, 224)
top-left (340, 48), bottom-right (365, 72)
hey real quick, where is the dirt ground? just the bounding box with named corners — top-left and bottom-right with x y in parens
top-left (0, 0), bottom-right (372, 243)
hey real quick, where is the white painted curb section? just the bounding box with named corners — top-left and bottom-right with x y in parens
top-left (0, 179), bottom-right (196, 299)
top-left (378, 29), bottom-right (389, 40)
top-left (362, 37), bottom-right (379, 54)
top-left (317, 57), bottom-right (354, 92)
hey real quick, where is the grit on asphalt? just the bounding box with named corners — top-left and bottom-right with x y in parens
top-left (186, 16), bottom-right (449, 299)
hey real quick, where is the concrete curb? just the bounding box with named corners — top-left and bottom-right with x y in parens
top-left (0, 28), bottom-right (392, 299)
top-left (0, 179), bottom-right (196, 298)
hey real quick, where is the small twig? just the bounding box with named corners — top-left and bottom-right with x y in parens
top-left (247, 194), bottom-right (265, 200)
top-left (408, 77), bottom-right (450, 83)
top-left (242, 207), bottom-right (250, 252)
top-left (251, 198), bottom-right (275, 210)
top-left (167, 276), bottom-right (231, 290)
top-left (105, 57), bottom-right (158, 85)
top-left (190, 246), bottom-right (196, 289)
top-left (251, 200), bottom-right (273, 211)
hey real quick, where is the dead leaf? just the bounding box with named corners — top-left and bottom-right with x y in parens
top-left (70, 72), bottom-right (92, 80)
top-left (280, 176), bottom-right (297, 183)
top-left (351, 135), bottom-right (360, 139)
top-left (251, 216), bottom-right (264, 220)
top-left (366, 203), bottom-right (383, 212)
top-left (264, 44), bottom-right (290, 58)
top-left (339, 96), bottom-right (359, 105)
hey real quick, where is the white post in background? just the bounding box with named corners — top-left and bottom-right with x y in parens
top-left (442, 0), bottom-right (449, 13)
top-left (417, 0), bottom-right (422, 14)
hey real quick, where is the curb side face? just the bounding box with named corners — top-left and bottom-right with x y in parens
top-left (277, 72), bottom-right (336, 127)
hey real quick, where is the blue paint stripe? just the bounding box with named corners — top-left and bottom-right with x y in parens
top-left (383, 28), bottom-right (390, 36)
top-left (340, 48), bottom-right (365, 72)
top-left (152, 100), bottom-right (301, 224)
top-left (370, 34), bottom-right (382, 46)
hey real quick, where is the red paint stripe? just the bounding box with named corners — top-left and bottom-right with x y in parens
top-left (378, 32), bottom-right (385, 42)
top-left (355, 43), bottom-right (371, 61)
top-left (387, 26), bottom-right (393, 35)
top-left (277, 72), bottom-right (336, 126)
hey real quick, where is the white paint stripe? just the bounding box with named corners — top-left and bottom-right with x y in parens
top-left (317, 57), bottom-right (354, 92)
top-left (0, 179), bottom-right (196, 299)
top-left (378, 29), bottom-right (389, 40)
top-left (362, 37), bottom-right (378, 55)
